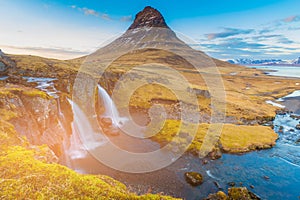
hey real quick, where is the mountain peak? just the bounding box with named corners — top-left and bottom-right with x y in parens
top-left (128, 6), bottom-right (169, 30)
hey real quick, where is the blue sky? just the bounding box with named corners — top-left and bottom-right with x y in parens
top-left (0, 0), bottom-right (299, 60)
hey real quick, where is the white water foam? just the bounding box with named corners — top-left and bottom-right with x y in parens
top-left (206, 170), bottom-right (221, 181)
top-left (97, 85), bottom-right (128, 127)
top-left (266, 100), bottom-right (285, 108)
top-left (65, 99), bottom-right (108, 161)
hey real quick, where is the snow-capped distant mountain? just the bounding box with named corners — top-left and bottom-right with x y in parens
top-left (227, 58), bottom-right (300, 65)
top-left (292, 57), bottom-right (300, 65)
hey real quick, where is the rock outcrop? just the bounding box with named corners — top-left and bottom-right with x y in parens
top-left (204, 187), bottom-right (260, 200)
top-left (0, 49), bottom-right (14, 74)
top-left (184, 172), bottom-right (203, 186)
top-left (0, 84), bottom-right (71, 156)
top-left (128, 6), bottom-right (169, 30)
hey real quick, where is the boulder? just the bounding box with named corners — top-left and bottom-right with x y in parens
top-left (184, 172), bottom-right (203, 186)
top-left (228, 187), bottom-right (260, 200)
top-left (205, 187), bottom-right (261, 200)
top-left (204, 191), bottom-right (227, 200)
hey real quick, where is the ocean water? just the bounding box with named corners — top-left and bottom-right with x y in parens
top-left (247, 65), bottom-right (300, 78)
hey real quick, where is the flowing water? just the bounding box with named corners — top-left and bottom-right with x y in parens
top-left (97, 85), bottom-right (128, 127)
top-left (23, 76), bottom-right (59, 98)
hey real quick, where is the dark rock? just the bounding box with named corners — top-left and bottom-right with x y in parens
top-left (276, 110), bottom-right (287, 115)
top-left (228, 182), bottom-right (235, 187)
top-left (278, 126), bottom-right (284, 133)
top-left (128, 6), bottom-right (169, 30)
top-left (296, 124), bottom-right (300, 130)
top-left (209, 147), bottom-right (222, 160)
top-left (202, 159), bottom-right (209, 165)
top-left (0, 49), bottom-right (14, 74)
top-left (295, 138), bottom-right (300, 144)
top-left (290, 114), bottom-right (300, 120)
top-left (213, 181), bottom-right (222, 190)
top-left (184, 172), bottom-right (203, 186)
top-left (289, 129), bottom-right (295, 132)
top-left (248, 191), bottom-right (261, 200)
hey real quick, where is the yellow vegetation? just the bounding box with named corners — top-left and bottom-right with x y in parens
top-left (0, 146), bottom-right (178, 199)
top-left (152, 120), bottom-right (278, 154)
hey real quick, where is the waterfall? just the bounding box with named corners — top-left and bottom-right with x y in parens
top-left (64, 99), bottom-right (107, 161)
top-left (97, 85), bottom-right (127, 127)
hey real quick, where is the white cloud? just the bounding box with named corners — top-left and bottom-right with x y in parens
top-left (72, 5), bottom-right (111, 20)
top-left (0, 45), bottom-right (89, 60)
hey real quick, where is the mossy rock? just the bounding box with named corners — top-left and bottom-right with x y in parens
top-left (205, 187), bottom-right (260, 200)
top-left (228, 187), bottom-right (260, 200)
top-left (184, 172), bottom-right (203, 186)
top-left (204, 191), bottom-right (228, 200)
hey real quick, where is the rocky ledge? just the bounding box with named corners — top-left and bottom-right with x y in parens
top-left (204, 187), bottom-right (261, 200)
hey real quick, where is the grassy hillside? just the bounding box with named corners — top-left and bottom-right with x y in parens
top-left (0, 87), bottom-right (178, 200)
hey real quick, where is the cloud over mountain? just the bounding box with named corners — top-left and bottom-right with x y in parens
top-left (206, 28), bottom-right (254, 40)
top-left (71, 5), bottom-right (111, 20)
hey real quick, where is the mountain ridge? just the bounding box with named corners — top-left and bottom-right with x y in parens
top-left (228, 57), bottom-right (300, 66)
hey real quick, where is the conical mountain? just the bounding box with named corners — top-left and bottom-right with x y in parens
top-left (86, 6), bottom-right (215, 74)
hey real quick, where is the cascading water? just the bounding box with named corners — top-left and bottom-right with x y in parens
top-left (63, 99), bottom-right (108, 164)
top-left (97, 84), bottom-right (128, 127)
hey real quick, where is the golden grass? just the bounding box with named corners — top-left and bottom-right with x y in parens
top-left (7, 49), bottom-right (300, 122)
top-left (220, 124), bottom-right (278, 153)
top-left (152, 120), bottom-right (278, 154)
